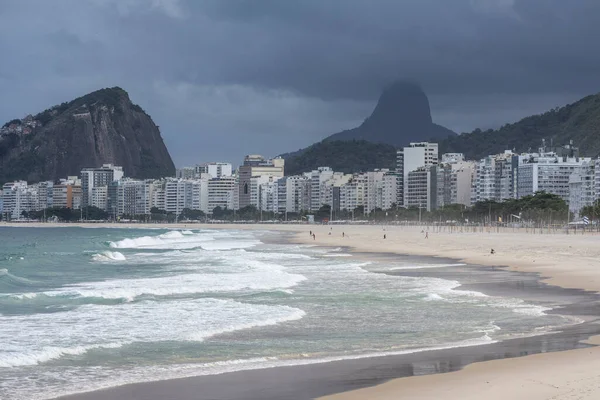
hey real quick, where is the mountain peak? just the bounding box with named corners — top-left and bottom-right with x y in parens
top-left (0, 87), bottom-right (174, 184)
top-left (325, 80), bottom-right (455, 147)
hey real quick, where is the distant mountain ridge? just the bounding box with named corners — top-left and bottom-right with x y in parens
top-left (283, 84), bottom-right (600, 175)
top-left (0, 87), bottom-right (175, 184)
top-left (439, 92), bottom-right (600, 159)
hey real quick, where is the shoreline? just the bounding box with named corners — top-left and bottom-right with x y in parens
top-left (4, 223), bottom-right (600, 399)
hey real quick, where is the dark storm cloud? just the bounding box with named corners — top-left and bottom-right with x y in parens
top-left (0, 0), bottom-right (599, 166)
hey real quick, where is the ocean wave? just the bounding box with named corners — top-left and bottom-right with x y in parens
top-left (22, 263), bottom-right (307, 302)
top-left (0, 269), bottom-right (39, 288)
top-left (420, 278), bottom-right (550, 316)
top-left (108, 231), bottom-right (216, 250)
top-left (91, 251), bottom-right (126, 262)
top-left (0, 343), bottom-right (124, 368)
top-left (0, 299), bottom-right (306, 368)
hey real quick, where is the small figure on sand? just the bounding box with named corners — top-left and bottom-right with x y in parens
top-left (425, 231), bottom-right (429, 239)
top-left (310, 230), bottom-right (312, 237)
top-left (313, 233), bottom-right (316, 240)
top-left (490, 248), bottom-right (495, 254)
top-left (328, 232), bottom-right (331, 236)
top-left (342, 232), bottom-right (345, 238)
top-left (383, 234), bottom-right (386, 239)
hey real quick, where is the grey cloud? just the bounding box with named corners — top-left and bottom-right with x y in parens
top-left (0, 0), bottom-right (599, 166)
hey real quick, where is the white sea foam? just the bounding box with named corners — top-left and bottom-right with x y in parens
top-left (0, 298), bottom-right (305, 368)
top-left (419, 278), bottom-right (551, 316)
top-left (91, 251), bottom-right (126, 262)
top-left (30, 258), bottom-right (307, 301)
top-left (322, 254), bottom-right (353, 258)
top-left (108, 231), bottom-right (217, 250)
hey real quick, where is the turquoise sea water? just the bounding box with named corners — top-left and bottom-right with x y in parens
top-left (0, 227), bottom-right (572, 400)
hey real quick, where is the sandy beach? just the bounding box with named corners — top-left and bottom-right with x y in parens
top-left (4, 222), bottom-right (600, 399)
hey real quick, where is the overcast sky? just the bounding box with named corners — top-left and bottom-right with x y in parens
top-left (1, 0), bottom-right (599, 166)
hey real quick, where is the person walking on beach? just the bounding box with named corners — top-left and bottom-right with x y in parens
top-left (342, 232), bottom-right (345, 238)
top-left (310, 230), bottom-right (312, 237)
top-left (425, 231), bottom-right (429, 239)
top-left (313, 233), bottom-right (316, 240)
top-left (383, 234), bottom-right (386, 239)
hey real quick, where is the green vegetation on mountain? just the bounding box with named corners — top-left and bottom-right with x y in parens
top-left (283, 140), bottom-right (397, 176)
top-left (438, 93), bottom-right (600, 159)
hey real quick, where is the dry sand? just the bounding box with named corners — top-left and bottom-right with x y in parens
top-left (4, 222), bottom-right (600, 399)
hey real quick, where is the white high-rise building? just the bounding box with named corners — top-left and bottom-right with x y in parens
top-left (207, 176), bottom-right (236, 213)
top-left (472, 151), bottom-right (517, 204)
top-left (364, 170), bottom-right (387, 213)
top-left (437, 156), bottom-right (476, 208)
top-left (148, 180), bottom-right (166, 211)
top-left (276, 175), bottom-right (310, 213)
top-left (90, 186), bottom-right (109, 211)
top-left (308, 167), bottom-right (334, 211)
top-left (397, 142), bottom-right (438, 207)
top-left (339, 174), bottom-right (367, 212)
top-left (163, 179), bottom-right (202, 215)
top-left (406, 166), bottom-right (436, 211)
top-left (1, 181), bottom-right (30, 219)
top-left (176, 167), bottom-right (196, 179)
top-left (568, 161), bottom-right (596, 217)
top-left (517, 153), bottom-right (592, 202)
top-left (381, 172), bottom-right (399, 210)
top-left (81, 164), bottom-right (124, 207)
top-left (198, 162), bottom-right (233, 179)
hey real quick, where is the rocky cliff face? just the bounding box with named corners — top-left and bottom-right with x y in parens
top-left (326, 81), bottom-right (455, 146)
top-left (0, 87), bottom-right (175, 184)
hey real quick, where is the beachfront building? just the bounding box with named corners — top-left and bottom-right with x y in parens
top-left (1, 181), bottom-right (31, 219)
top-left (90, 186), bottom-right (109, 211)
top-left (207, 176), bottom-right (236, 213)
top-left (238, 155), bottom-right (285, 209)
top-left (406, 166), bottom-right (437, 212)
top-left (517, 152), bottom-right (592, 202)
top-left (52, 180), bottom-right (82, 210)
top-left (147, 180), bottom-right (166, 212)
top-left (276, 175), bottom-right (310, 214)
top-left (471, 151), bottom-right (518, 204)
top-left (568, 161), bottom-right (596, 218)
top-left (175, 167), bottom-right (196, 180)
top-left (436, 156), bottom-right (476, 208)
top-left (381, 172), bottom-right (400, 210)
top-left (307, 167), bottom-right (335, 211)
top-left (30, 181), bottom-right (54, 210)
top-left (364, 170), bottom-right (388, 214)
top-left (163, 179), bottom-right (202, 216)
top-left (339, 174), bottom-right (367, 213)
top-left (107, 179), bottom-right (147, 217)
top-left (81, 164), bottom-right (124, 207)
top-left (397, 142), bottom-right (439, 207)
top-left (198, 162), bottom-right (233, 179)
